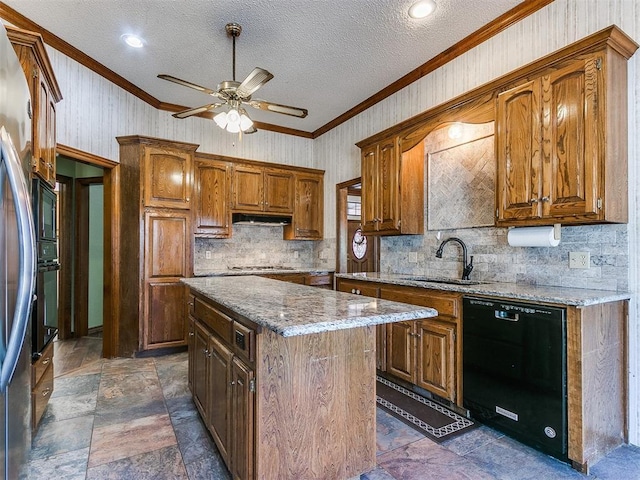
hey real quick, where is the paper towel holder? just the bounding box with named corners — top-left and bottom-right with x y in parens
top-left (553, 223), bottom-right (561, 241)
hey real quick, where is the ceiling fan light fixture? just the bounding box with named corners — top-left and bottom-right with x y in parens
top-left (408, 0), bottom-right (436, 19)
top-left (239, 111), bottom-right (254, 131)
top-left (214, 111), bottom-right (228, 128)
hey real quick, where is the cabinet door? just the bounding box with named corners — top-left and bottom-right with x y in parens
top-left (416, 320), bottom-right (456, 402)
top-left (233, 165), bottom-right (264, 211)
top-left (386, 321), bottom-right (415, 383)
top-left (143, 146), bottom-right (193, 209)
top-left (231, 357), bottom-right (255, 480)
top-left (194, 160), bottom-right (231, 237)
top-left (264, 170), bottom-right (293, 213)
top-left (376, 137), bottom-right (400, 233)
top-left (361, 145), bottom-right (378, 234)
top-left (208, 335), bottom-right (234, 466)
top-left (143, 211), bottom-right (190, 349)
top-left (192, 320), bottom-right (210, 420)
top-left (46, 96), bottom-right (56, 185)
top-left (35, 72), bottom-right (50, 182)
top-left (284, 173), bottom-right (323, 240)
top-left (542, 58), bottom-right (599, 219)
top-left (496, 80), bottom-right (543, 222)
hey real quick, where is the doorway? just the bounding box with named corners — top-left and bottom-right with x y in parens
top-left (55, 144), bottom-right (116, 355)
top-left (336, 178), bottom-right (379, 274)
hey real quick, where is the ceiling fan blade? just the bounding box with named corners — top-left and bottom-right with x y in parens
top-left (158, 74), bottom-right (221, 97)
top-left (172, 103), bottom-right (221, 119)
top-left (236, 68), bottom-right (274, 98)
top-left (247, 99), bottom-right (308, 118)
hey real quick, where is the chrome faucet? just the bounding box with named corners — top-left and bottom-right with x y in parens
top-left (435, 237), bottom-right (474, 280)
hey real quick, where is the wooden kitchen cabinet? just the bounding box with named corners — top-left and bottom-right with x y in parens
top-left (7, 26), bottom-right (62, 187)
top-left (284, 172), bottom-right (324, 240)
top-left (497, 45), bottom-right (634, 226)
top-left (117, 136), bottom-right (198, 354)
top-left (261, 271), bottom-right (334, 289)
top-left (193, 158), bottom-right (232, 238)
top-left (335, 277), bottom-right (462, 405)
top-left (188, 293), bottom-right (257, 480)
top-left (143, 145), bottom-right (193, 209)
top-left (31, 341), bottom-right (54, 431)
top-left (360, 135), bottom-right (424, 235)
top-left (232, 164), bottom-right (293, 214)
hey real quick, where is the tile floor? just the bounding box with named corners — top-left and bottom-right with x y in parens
top-left (24, 337), bottom-right (640, 479)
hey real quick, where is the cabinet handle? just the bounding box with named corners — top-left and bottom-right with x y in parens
top-left (230, 381), bottom-right (235, 386)
top-left (186, 197), bottom-right (190, 202)
top-left (189, 332), bottom-right (194, 337)
top-left (530, 198), bottom-right (538, 203)
top-left (42, 357), bottom-right (50, 366)
top-left (351, 289), bottom-right (356, 294)
top-left (203, 349), bottom-right (211, 357)
top-left (356, 289), bottom-right (361, 295)
top-left (188, 302), bottom-right (194, 306)
top-left (42, 388), bottom-right (51, 397)
top-left (541, 196), bottom-right (549, 202)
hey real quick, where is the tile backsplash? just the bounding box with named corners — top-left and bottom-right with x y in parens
top-left (381, 224), bottom-right (628, 292)
top-left (194, 225), bottom-right (317, 273)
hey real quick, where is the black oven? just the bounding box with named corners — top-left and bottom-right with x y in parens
top-left (31, 178), bottom-right (59, 357)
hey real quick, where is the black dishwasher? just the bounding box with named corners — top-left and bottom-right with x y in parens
top-left (463, 297), bottom-right (567, 460)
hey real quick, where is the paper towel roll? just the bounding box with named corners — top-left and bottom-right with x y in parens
top-left (507, 226), bottom-right (561, 247)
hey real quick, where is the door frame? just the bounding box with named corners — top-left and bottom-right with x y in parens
top-left (336, 177), bottom-right (380, 273)
top-left (56, 144), bottom-right (117, 356)
top-left (56, 173), bottom-right (73, 340)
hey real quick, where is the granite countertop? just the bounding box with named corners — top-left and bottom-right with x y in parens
top-left (335, 272), bottom-right (630, 307)
top-left (193, 268), bottom-right (333, 277)
top-left (182, 276), bottom-right (436, 337)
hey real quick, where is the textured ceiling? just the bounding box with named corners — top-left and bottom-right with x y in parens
top-left (3, 0), bottom-right (525, 134)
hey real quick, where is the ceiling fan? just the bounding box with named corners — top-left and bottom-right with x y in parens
top-left (158, 22), bottom-right (308, 134)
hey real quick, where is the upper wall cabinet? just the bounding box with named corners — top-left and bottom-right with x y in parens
top-left (496, 32), bottom-right (637, 226)
top-left (232, 164), bottom-right (294, 214)
top-left (194, 158), bottom-right (232, 238)
top-left (360, 135), bottom-right (424, 236)
top-left (7, 26), bottom-right (62, 187)
top-left (283, 172), bottom-right (324, 240)
top-left (143, 145), bottom-right (193, 209)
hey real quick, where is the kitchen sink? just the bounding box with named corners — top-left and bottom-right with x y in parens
top-left (400, 276), bottom-right (486, 285)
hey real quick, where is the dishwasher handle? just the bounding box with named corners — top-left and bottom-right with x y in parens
top-left (494, 310), bottom-right (519, 322)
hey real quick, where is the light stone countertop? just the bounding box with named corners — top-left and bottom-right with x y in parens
top-left (335, 272), bottom-right (631, 307)
top-left (182, 276), bottom-right (436, 337)
top-left (193, 268), bottom-right (332, 277)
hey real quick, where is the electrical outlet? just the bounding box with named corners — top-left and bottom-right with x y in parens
top-left (205, 250), bottom-right (212, 260)
top-left (408, 252), bottom-right (418, 262)
top-left (569, 251), bottom-right (590, 269)
top-left (294, 251), bottom-right (299, 259)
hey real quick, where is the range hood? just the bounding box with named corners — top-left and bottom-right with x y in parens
top-left (232, 213), bottom-right (292, 225)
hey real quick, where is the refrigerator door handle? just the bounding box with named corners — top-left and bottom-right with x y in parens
top-left (0, 127), bottom-right (36, 392)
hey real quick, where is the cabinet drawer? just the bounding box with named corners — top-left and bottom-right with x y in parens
top-left (306, 274), bottom-right (332, 287)
top-left (32, 363), bottom-right (53, 430)
top-left (380, 287), bottom-right (459, 318)
top-left (194, 297), bottom-right (233, 344)
top-left (337, 280), bottom-right (379, 298)
top-left (32, 341), bottom-right (54, 385)
top-left (233, 322), bottom-right (256, 363)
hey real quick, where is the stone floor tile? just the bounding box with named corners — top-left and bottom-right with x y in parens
top-left (155, 359), bottom-right (190, 399)
top-left (93, 395), bottom-right (168, 429)
top-left (360, 466), bottom-right (397, 479)
top-left (88, 413), bottom-right (177, 468)
top-left (165, 394), bottom-right (200, 426)
top-left (30, 415), bottom-right (95, 460)
top-left (100, 357), bottom-right (156, 376)
top-left (41, 388), bottom-right (98, 422)
top-left (376, 407), bottom-right (426, 455)
top-left (441, 424), bottom-right (505, 456)
top-left (463, 435), bottom-right (591, 480)
top-left (378, 437), bottom-right (498, 480)
top-left (22, 446), bottom-right (90, 480)
top-left (589, 444), bottom-right (640, 480)
top-left (184, 449), bottom-right (231, 480)
top-left (86, 445), bottom-right (188, 480)
top-left (173, 416), bottom-right (220, 465)
top-left (50, 372), bottom-right (101, 398)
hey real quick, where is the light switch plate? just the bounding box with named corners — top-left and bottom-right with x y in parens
top-left (569, 251), bottom-right (590, 269)
top-left (205, 250), bottom-right (212, 259)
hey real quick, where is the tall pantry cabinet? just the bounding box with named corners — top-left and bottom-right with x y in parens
top-left (116, 136), bottom-right (197, 354)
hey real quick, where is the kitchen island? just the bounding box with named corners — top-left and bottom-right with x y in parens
top-left (182, 276), bottom-right (437, 480)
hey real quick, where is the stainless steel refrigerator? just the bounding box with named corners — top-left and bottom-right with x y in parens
top-left (0, 22), bottom-right (37, 480)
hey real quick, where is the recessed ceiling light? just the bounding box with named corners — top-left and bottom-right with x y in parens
top-left (121, 33), bottom-right (145, 48)
top-left (408, 0), bottom-right (437, 19)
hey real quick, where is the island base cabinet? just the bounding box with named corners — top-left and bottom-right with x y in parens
top-left (231, 357), bottom-right (255, 480)
top-left (256, 327), bottom-right (376, 480)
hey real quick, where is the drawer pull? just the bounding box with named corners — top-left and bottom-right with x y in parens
top-left (189, 332), bottom-right (194, 337)
top-left (230, 381), bottom-right (235, 386)
top-left (42, 357), bottom-right (50, 366)
top-left (42, 388), bottom-right (51, 397)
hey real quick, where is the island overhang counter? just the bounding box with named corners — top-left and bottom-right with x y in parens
top-left (181, 276), bottom-right (437, 480)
